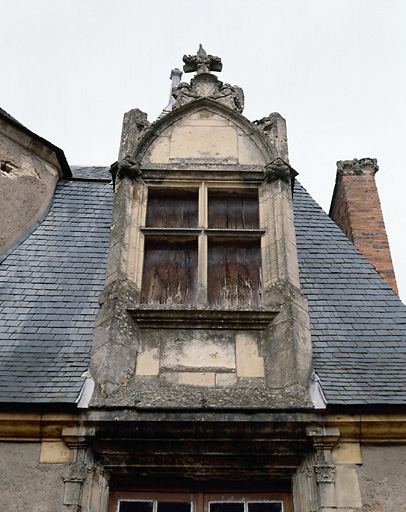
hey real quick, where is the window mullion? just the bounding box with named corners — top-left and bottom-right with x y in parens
top-left (198, 183), bottom-right (208, 304)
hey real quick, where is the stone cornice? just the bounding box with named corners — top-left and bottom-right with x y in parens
top-left (0, 412), bottom-right (78, 440)
top-left (336, 157), bottom-right (379, 177)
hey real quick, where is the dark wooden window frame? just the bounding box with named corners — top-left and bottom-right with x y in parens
top-left (140, 185), bottom-right (264, 307)
top-left (110, 491), bottom-right (293, 512)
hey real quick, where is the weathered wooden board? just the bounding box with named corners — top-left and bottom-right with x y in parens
top-left (141, 240), bottom-right (198, 304)
top-left (208, 194), bottom-right (259, 229)
top-left (146, 191), bottom-right (198, 228)
top-left (208, 241), bottom-right (262, 306)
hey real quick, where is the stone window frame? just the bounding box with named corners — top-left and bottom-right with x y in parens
top-left (123, 171), bottom-right (287, 331)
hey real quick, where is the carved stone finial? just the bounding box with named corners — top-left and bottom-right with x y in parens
top-left (171, 46), bottom-right (243, 113)
top-left (183, 44), bottom-right (223, 75)
top-left (336, 158), bottom-right (379, 176)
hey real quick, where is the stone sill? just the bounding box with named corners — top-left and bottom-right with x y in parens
top-left (128, 305), bottom-right (279, 329)
top-left (141, 166), bottom-right (265, 183)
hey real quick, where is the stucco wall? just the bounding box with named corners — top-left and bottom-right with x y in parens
top-left (0, 121), bottom-right (60, 256)
top-left (0, 442), bottom-right (65, 512)
top-left (357, 445), bottom-right (406, 511)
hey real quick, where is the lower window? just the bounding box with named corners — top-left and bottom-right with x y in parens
top-left (110, 492), bottom-right (291, 512)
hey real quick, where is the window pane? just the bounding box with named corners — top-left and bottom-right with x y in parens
top-left (119, 501), bottom-right (153, 512)
top-left (146, 190), bottom-right (198, 228)
top-left (141, 240), bottom-right (198, 304)
top-left (208, 240), bottom-right (262, 306)
top-left (210, 504), bottom-right (244, 512)
top-left (158, 502), bottom-right (191, 512)
top-left (208, 192), bottom-right (259, 229)
top-left (248, 503), bottom-right (282, 512)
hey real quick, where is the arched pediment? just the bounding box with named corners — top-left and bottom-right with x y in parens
top-left (134, 99), bottom-right (275, 167)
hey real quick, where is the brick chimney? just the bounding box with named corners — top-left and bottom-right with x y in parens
top-left (329, 158), bottom-right (398, 296)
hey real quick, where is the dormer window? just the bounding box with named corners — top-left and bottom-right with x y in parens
top-left (141, 186), bottom-right (263, 306)
top-left (90, 46), bottom-right (313, 411)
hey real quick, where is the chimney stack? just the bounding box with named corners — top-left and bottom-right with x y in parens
top-left (329, 158), bottom-right (398, 296)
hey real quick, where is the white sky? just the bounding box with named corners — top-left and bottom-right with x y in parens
top-left (1, 0), bottom-right (405, 301)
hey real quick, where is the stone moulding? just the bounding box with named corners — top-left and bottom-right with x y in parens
top-left (131, 98), bottom-right (276, 166)
top-left (140, 165), bottom-right (266, 184)
top-left (128, 305), bottom-right (280, 329)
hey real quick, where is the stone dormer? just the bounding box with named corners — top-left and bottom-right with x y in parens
top-left (89, 46), bottom-right (313, 409)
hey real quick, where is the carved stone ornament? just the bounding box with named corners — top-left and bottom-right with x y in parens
top-left (264, 158), bottom-right (298, 183)
top-left (336, 157), bottom-right (379, 176)
top-left (110, 156), bottom-right (142, 183)
top-left (62, 462), bottom-right (88, 483)
top-left (183, 44), bottom-right (223, 75)
top-left (172, 45), bottom-right (244, 113)
top-left (128, 108), bottom-right (150, 132)
top-left (173, 80), bottom-right (244, 112)
top-left (314, 464), bottom-right (336, 484)
top-left (253, 116), bottom-right (275, 133)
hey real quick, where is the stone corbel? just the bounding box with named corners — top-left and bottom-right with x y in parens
top-left (62, 425), bottom-right (96, 468)
top-left (264, 158), bottom-right (298, 190)
top-left (110, 156), bottom-right (142, 189)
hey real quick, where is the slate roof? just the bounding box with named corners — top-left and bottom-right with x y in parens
top-left (0, 169), bottom-right (405, 405)
top-left (0, 169), bottom-right (113, 402)
top-left (294, 182), bottom-right (406, 404)
top-left (70, 165), bottom-right (112, 180)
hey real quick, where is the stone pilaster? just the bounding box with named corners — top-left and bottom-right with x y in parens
top-left (294, 425), bottom-right (362, 512)
top-left (61, 427), bottom-right (109, 512)
top-left (90, 167), bottom-right (147, 401)
top-left (260, 159), bottom-right (313, 396)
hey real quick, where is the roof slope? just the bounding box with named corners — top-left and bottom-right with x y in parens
top-left (0, 171), bottom-right (112, 402)
top-left (0, 170), bottom-right (405, 405)
top-left (294, 182), bottom-right (406, 404)
top-left (70, 165), bottom-right (111, 180)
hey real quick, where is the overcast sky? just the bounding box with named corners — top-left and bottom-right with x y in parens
top-left (1, 0), bottom-right (405, 300)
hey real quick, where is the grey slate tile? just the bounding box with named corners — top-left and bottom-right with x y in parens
top-left (1, 172), bottom-right (406, 406)
top-left (0, 177), bottom-right (113, 403)
top-left (294, 182), bottom-right (406, 405)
